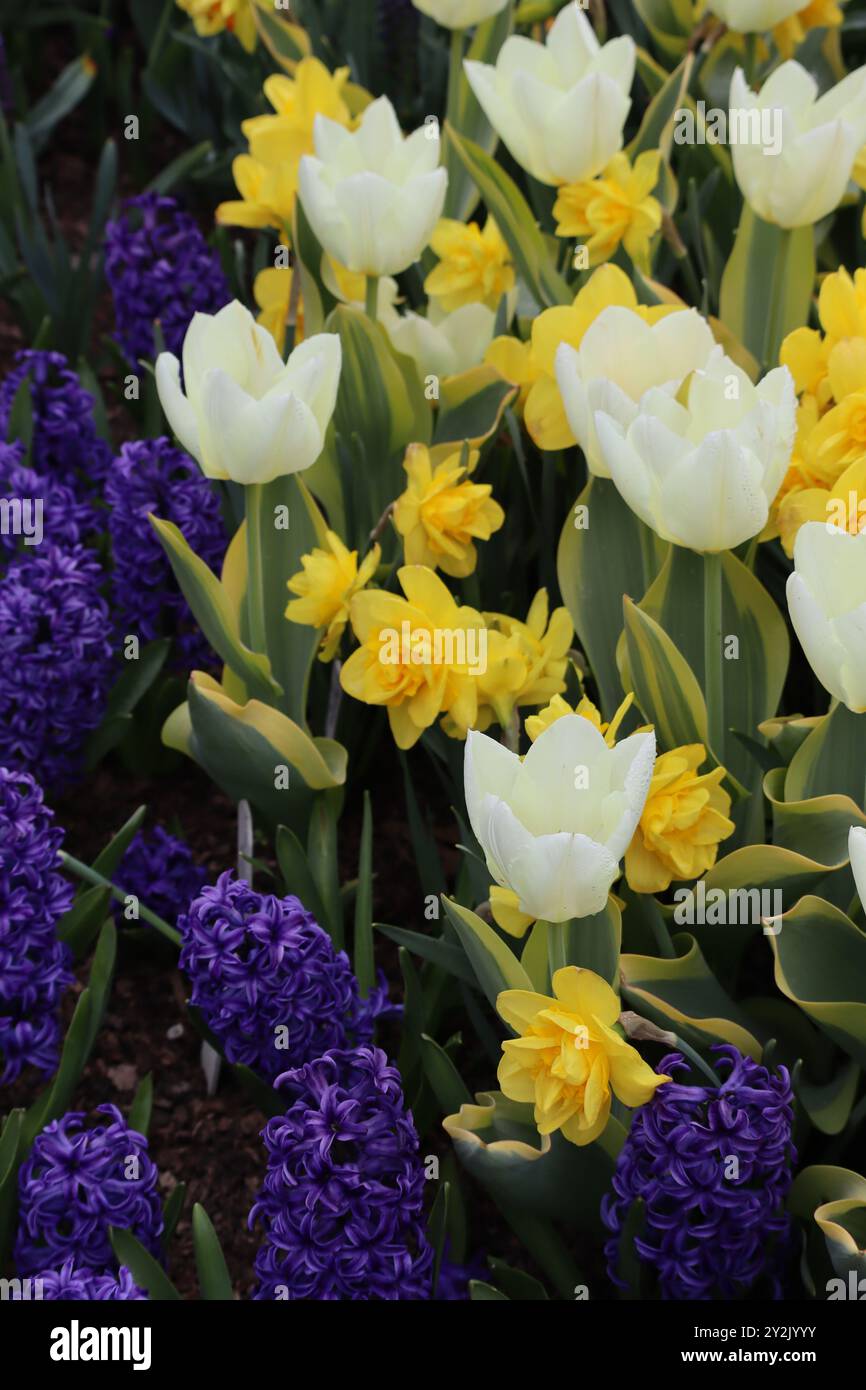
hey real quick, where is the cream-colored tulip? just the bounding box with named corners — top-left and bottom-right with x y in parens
top-left (464, 714), bottom-right (656, 921)
top-left (730, 63), bottom-right (866, 228)
top-left (298, 96), bottom-right (447, 276)
top-left (464, 3), bottom-right (635, 186)
top-left (711, 0), bottom-right (803, 31)
top-left (555, 306), bottom-right (717, 478)
top-left (156, 300), bottom-right (341, 485)
top-left (412, 0), bottom-right (508, 27)
top-left (384, 302), bottom-right (496, 378)
top-left (787, 524), bottom-right (866, 713)
top-left (850, 826), bottom-right (866, 906)
top-left (593, 350), bottom-right (796, 552)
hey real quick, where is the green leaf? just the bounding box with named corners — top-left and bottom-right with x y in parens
top-left (793, 1058), bottom-right (860, 1138)
top-left (56, 884), bottom-right (111, 957)
top-left (192, 1203), bottom-right (234, 1300)
top-left (441, 896), bottom-right (532, 1011)
top-left (770, 896), bottom-right (866, 1069)
top-left (307, 790), bottom-right (343, 949)
top-left (785, 701), bottom-right (866, 806)
top-left (163, 1184), bottom-right (186, 1246)
top-left (443, 3), bottom-right (515, 222)
top-left (275, 825), bottom-right (328, 925)
top-left (486, 1258), bottom-right (549, 1300)
top-left (92, 805), bottom-right (148, 879)
top-left (353, 791), bottom-right (375, 996)
top-left (444, 124), bottom-right (571, 309)
top-left (420, 1034), bottom-right (473, 1115)
top-left (764, 766), bottom-right (866, 867)
top-left (621, 933), bottom-right (764, 1059)
top-left (545, 898), bottom-right (622, 987)
top-left (375, 923), bottom-right (477, 986)
top-left (470, 1279), bottom-right (510, 1299)
top-left (719, 206), bottom-right (815, 368)
top-left (129, 1074), bottom-right (153, 1137)
top-left (427, 1181), bottom-right (450, 1299)
top-left (110, 1227), bottom-right (181, 1300)
top-left (627, 55), bottom-right (690, 161)
top-left (432, 365), bottom-right (517, 450)
top-left (25, 54), bottom-right (97, 150)
top-left (103, 639), bottom-right (171, 721)
top-left (150, 516), bottom-right (282, 702)
top-left (558, 476), bottom-right (666, 718)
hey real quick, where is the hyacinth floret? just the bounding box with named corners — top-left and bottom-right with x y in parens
top-left (250, 1046), bottom-right (434, 1300)
top-left (114, 825), bottom-right (208, 930)
top-left (602, 1045), bottom-right (796, 1300)
top-left (16, 1104), bottom-right (163, 1276)
top-left (178, 872), bottom-right (379, 1081)
top-left (0, 350), bottom-right (111, 493)
top-left (0, 766), bottom-right (73, 1083)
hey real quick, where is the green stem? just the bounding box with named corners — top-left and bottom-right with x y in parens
top-left (365, 275), bottom-right (379, 322)
top-left (744, 32), bottom-right (760, 87)
top-left (60, 852), bottom-right (181, 947)
top-left (703, 550), bottom-right (725, 761)
top-left (645, 895), bottom-right (675, 959)
top-left (446, 27), bottom-right (465, 125)
top-left (672, 1033), bottom-right (721, 1087)
top-left (245, 482), bottom-right (267, 654)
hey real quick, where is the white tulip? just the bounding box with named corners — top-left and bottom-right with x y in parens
top-left (464, 715), bottom-right (656, 922)
top-left (464, 2), bottom-right (635, 186)
top-left (555, 306), bottom-right (717, 479)
top-left (384, 302), bottom-right (496, 378)
top-left (412, 0), bottom-right (509, 28)
top-left (156, 301), bottom-right (341, 486)
top-left (298, 96), bottom-right (447, 277)
top-left (787, 524), bottom-right (866, 713)
top-left (593, 349), bottom-right (796, 552)
top-left (730, 63), bottom-right (866, 229)
top-left (710, 0), bottom-right (803, 31)
top-left (850, 826), bottom-right (866, 906)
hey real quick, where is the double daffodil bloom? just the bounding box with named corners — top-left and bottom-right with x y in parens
top-left (424, 216), bottom-right (515, 313)
top-left (553, 149), bottom-right (663, 273)
top-left (393, 444), bottom-right (505, 578)
top-left (176, 0), bottom-right (256, 50)
top-left (625, 745), bottom-right (735, 895)
top-left (497, 967), bottom-right (669, 1146)
top-left (286, 532), bottom-right (381, 662)
top-left (341, 566), bottom-right (487, 749)
top-left (217, 60), bottom-right (353, 231)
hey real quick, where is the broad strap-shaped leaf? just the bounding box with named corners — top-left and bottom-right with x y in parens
top-left (719, 205), bottom-right (815, 368)
top-left (441, 896), bottom-right (532, 1011)
top-left (770, 895), bottom-right (866, 1069)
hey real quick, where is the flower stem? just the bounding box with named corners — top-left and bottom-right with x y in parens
top-left (703, 550), bottom-right (725, 763)
top-left (245, 482), bottom-right (268, 655)
top-left (446, 27), bottom-right (465, 125)
top-left (365, 275), bottom-right (379, 322)
top-left (59, 852), bottom-right (181, 947)
top-left (672, 1033), bottom-right (721, 1087)
top-left (646, 895), bottom-right (675, 959)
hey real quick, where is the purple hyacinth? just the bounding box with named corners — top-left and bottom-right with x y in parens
top-left (114, 826), bottom-right (208, 929)
top-left (178, 873), bottom-right (377, 1082)
top-left (11, 1260), bottom-right (147, 1300)
top-left (0, 767), bottom-right (73, 1084)
top-left (602, 1046), bottom-right (796, 1300)
top-left (16, 1104), bottom-right (164, 1277)
top-left (0, 350), bottom-right (111, 494)
top-left (104, 192), bottom-right (230, 364)
top-left (104, 437), bottom-right (225, 669)
top-left (250, 1047), bottom-right (434, 1300)
top-left (0, 439), bottom-right (95, 569)
top-left (0, 544), bottom-right (114, 788)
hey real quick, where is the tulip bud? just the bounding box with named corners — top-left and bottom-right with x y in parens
top-left (464, 3), bottom-right (635, 186)
top-left (298, 96), bottom-right (447, 277)
top-left (786, 524), bottom-right (866, 713)
top-left (156, 301), bottom-right (341, 486)
top-left (710, 0), bottom-right (803, 30)
top-left (411, 0), bottom-right (509, 28)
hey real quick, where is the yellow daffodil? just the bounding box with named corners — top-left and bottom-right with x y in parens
top-left (624, 745), bottom-right (735, 894)
top-left (553, 150), bottom-right (663, 273)
top-left (285, 531), bottom-right (380, 662)
top-left (340, 566), bottom-right (487, 749)
top-left (489, 885), bottom-right (535, 939)
top-left (176, 0), bottom-right (256, 50)
top-left (484, 589), bottom-right (574, 712)
top-left (520, 264), bottom-right (679, 452)
top-left (525, 691), bottom-right (640, 746)
top-left (484, 335), bottom-right (538, 415)
top-left (392, 444), bottom-right (505, 579)
top-left (497, 967), bottom-right (669, 1146)
top-left (424, 216), bottom-right (515, 313)
top-left (216, 59), bottom-right (353, 231)
top-left (254, 266), bottom-right (302, 354)
top-left (780, 267), bottom-right (866, 411)
top-left (773, 1), bottom-right (844, 60)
